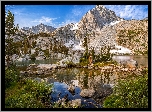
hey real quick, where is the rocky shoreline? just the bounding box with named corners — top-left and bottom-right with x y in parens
top-left (20, 58), bottom-right (147, 79)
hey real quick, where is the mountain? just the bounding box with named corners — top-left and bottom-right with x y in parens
top-left (21, 23), bottom-right (56, 34)
top-left (51, 5), bottom-right (125, 52)
top-left (77, 5), bottom-right (123, 37)
top-left (18, 5), bottom-right (148, 57)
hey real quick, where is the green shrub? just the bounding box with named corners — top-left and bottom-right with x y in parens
top-left (79, 57), bottom-right (89, 66)
top-left (65, 61), bottom-right (76, 68)
top-left (30, 53), bottom-right (36, 60)
top-left (5, 79), bottom-right (53, 108)
top-left (103, 74), bottom-right (148, 108)
top-left (23, 79), bottom-right (53, 101)
top-left (43, 49), bottom-right (50, 58)
top-left (5, 92), bottom-right (44, 108)
top-left (5, 65), bottom-right (19, 89)
top-left (52, 101), bottom-right (84, 108)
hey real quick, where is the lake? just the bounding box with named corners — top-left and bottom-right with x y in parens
top-left (112, 55), bottom-right (148, 67)
top-left (32, 68), bottom-right (117, 108)
top-left (16, 55), bottom-right (148, 108)
top-left (16, 55), bottom-right (148, 67)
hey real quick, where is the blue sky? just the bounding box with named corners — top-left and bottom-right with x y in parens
top-left (5, 5), bottom-right (148, 29)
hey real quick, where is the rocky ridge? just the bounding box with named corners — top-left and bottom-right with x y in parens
top-left (21, 23), bottom-right (56, 34)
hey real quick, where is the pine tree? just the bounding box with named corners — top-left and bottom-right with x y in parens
top-left (5, 10), bottom-right (19, 67)
top-left (83, 36), bottom-right (89, 60)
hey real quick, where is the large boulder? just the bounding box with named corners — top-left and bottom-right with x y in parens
top-left (126, 59), bottom-right (138, 68)
top-left (51, 64), bottom-right (58, 69)
top-left (69, 99), bottom-right (81, 107)
top-left (80, 88), bottom-right (95, 98)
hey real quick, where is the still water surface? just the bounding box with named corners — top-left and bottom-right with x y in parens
top-left (17, 55), bottom-right (148, 108)
top-left (16, 55), bottom-right (148, 67)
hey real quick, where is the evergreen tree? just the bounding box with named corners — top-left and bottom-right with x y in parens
top-left (5, 10), bottom-right (19, 67)
top-left (83, 36), bottom-right (89, 60)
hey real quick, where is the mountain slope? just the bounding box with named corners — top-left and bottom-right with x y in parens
top-left (114, 19), bottom-right (148, 55)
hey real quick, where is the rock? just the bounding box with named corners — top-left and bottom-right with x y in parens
top-left (126, 59), bottom-right (138, 68)
top-left (51, 64), bottom-right (58, 69)
top-left (37, 64), bottom-right (52, 70)
top-left (102, 84), bottom-right (113, 97)
top-left (71, 80), bottom-right (79, 87)
top-left (121, 68), bottom-right (129, 72)
top-left (83, 66), bottom-right (88, 68)
top-left (20, 71), bottom-right (26, 76)
top-left (27, 64), bottom-right (37, 70)
top-left (35, 70), bottom-right (44, 75)
top-left (95, 66), bottom-right (98, 70)
top-left (36, 56), bottom-right (44, 60)
top-left (103, 84), bottom-right (114, 89)
top-left (103, 66), bottom-right (113, 70)
top-left (88, 66), bottom-right (93, 69)
top-left (70, 99), bottom-right (81, 107)
top-left (68, 84), bottom-right (75, 95)
top-left (34, 77), bottom-right (42, 83)
top-left (80, 88), bottom-right (95, 98)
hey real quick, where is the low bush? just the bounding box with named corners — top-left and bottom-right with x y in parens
top-left (5, 65), bottom-right (19, 89)
top-left (52, 102), bottom-right (82, 108)
top-left (65, 61), bottom-right (76, 68)
top-left (103, 74), bottom-right (148, 108)
top-left (30, 53), bottom-right (36, 60)
top-left (5, 79), bottom-right (53, 108)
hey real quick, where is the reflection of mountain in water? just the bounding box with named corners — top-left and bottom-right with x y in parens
top-left (32, 68), bottom-right (119, 107)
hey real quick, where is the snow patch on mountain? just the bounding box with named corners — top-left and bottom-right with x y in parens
top-left (110, 45), bottom-right (132, 54)
top-left (70, 23), bottom-right (78, 30)
top-left (72, 41), bottom-right (85, 51)
top-left (64, 39), bottom-right (85, 51)
top-left (110, 20), bottom-right (123, 26)
top-left (64, 40), bottom-right (75, 47)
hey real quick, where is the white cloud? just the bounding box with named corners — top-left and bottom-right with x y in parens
top-left (55, 19), bottom-right (77, 28)
top-left (32, 16), bottom-right (57, 23)
top-left (104, 5), bottom-right (148, 20)
top-left (5, 5), bottom-right (14, 7)
top-left (5, 5), bottom-right (15, 11)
